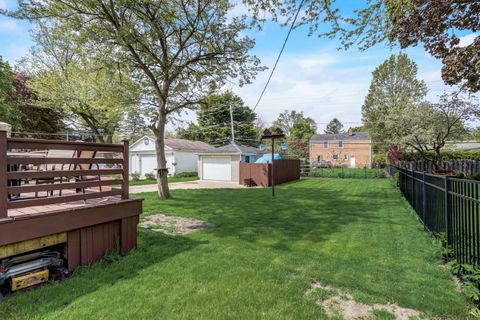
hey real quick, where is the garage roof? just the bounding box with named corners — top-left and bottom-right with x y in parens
top-left (199, 143), bottom-right (260, 155)
top-left (130, 135), bottom-right (214, 152)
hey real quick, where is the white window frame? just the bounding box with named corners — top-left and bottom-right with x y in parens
top-left (323, 142), bottom-right (328, 149)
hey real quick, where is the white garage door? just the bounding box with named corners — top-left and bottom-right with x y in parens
top-left (140, 154), bottom-right (156, 176)
top-left (202, 157), bottom-right (231, 181)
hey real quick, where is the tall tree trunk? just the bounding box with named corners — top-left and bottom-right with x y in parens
top-left (154, 111), bottom-right (171, 199)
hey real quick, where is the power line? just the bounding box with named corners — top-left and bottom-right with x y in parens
top-left (252, 0), bottom-right (305, 112)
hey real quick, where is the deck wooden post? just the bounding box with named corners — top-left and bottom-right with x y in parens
top-left (0, 130), bottom-right (8, 218)
top-left (122, 139), bottom-right (129, 199)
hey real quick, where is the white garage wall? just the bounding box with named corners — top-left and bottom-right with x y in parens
top-left (198, 154), bottom-right (241, 182)
top-left (231, 155), bottom-right (240, 182)
top-left (173, 151), bottom-right (200, 174)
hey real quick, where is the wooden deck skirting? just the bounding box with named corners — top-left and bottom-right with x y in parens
top-left (0, 131), bottom-right (142, 272)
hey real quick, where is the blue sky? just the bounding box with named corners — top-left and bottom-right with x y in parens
top-left (0, 0), bottom-right (475, 131)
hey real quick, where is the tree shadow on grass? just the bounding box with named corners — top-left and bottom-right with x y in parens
top-left (0, 230), bottom-right (206, 319)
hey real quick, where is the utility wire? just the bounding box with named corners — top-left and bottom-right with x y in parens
top-left (252, 0), bottom-right (305, 111)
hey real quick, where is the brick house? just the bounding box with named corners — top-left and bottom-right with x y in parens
top-left (309, 128), bottom-right (372, 168)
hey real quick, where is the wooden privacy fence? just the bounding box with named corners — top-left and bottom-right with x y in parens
top-left (395, 159), bottom-right (480, 177)
top-left (394, 166), bottom-right (480, 266)
top-left (0, 131), bottom-right (129, 218)
top-left (239, 159), bottom-right (300, 187)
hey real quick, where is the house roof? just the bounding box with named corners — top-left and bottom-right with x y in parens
top-left (200, 143), bottom-right (260, 155)
top-left (310, 132), bottom-right (370, 142)
top-left (164, 138), bottom-right (214, 151)
top-left (445, 141), bottom-right (480, 151)
top-left (131, 135), bottom-right (214, 152)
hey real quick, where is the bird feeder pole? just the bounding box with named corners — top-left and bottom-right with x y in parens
top-left (261, 128), bottom-right (285, 198)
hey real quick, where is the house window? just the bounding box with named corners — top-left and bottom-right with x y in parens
top-left (332, 154), bottom-right (338, 160)
top-left (317, 155), bottom-right (322, 162)
top-left (338, 141), bottom-right (343, 148)
top-left (244, 155), bottom-right (250, 163)
top-left (344, 154), bottom-right (348, 160)
top-left (323, 142), bottom-right (328, 149)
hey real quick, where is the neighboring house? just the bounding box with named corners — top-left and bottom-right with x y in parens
top-left (197, 143), bottom-right (262, 181)
top-left (310, 128), bottom-right (372, 168)
top-left (129, 136), bottom-right (213, 177)
top-left (445, 141), bottom-right (480, 151)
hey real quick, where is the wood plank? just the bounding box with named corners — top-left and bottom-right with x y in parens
top-left (7, 157), bottom-right (123, 165)
top-left (8, 190), bottom-right (123, 209)
top-left (0, 199), bottom-right (142, 246)
top-left (0, 131), bottom-right (7, 218)
top-left (67, 230), bottom-right (81, 272)
top-left (8, 179), bottom-right (123, 194)
top-left (122, 140), bottom-right (129, 199)
top-left (7, 138), bottom-right (123, 152)
top-left (8, 168), bottom-right (123, 179)
top-left (0, 232), bottom-right (67, 259)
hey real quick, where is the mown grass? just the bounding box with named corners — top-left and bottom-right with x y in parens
top-left (309, 167), bottom-right (386, 179)
top-left (0, 179), bottom-right (468, 319)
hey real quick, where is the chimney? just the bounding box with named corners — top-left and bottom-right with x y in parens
top-left (348, 127), bottom-right (353, 136)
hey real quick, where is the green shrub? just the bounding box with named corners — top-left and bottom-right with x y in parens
top-left (130, 172), bottom-right (141, 181)
top-left (308, 167), bottom-right (385, 179)
top-left (174, 171), bottom-right (198, 178)
top-left (472, 172), bottom-right (480, 181)
top-left (144, 172), bottom-right (156, 180)
top-left (372, 153), bottom-right (387, 167)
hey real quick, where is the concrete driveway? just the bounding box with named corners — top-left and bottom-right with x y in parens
top-left (129, 180), bottom-right (247, 193)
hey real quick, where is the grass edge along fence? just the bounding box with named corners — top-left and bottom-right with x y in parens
top-left (307, 166), bottom-right (386, 179)
top-left (392, 166), bottom-right (480, 267)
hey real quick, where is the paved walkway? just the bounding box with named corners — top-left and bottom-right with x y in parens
top-left (129, 180), bottom-right (247, 193)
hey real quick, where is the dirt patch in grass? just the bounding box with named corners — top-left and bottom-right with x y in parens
top-left (307, 280), bottom-right (421, 320)
top-left (139, 214), bottom-right (214, 235)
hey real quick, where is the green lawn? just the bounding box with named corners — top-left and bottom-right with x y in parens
top-left (0, 179), bottom-right (468, 319)
top-left (309, 167), bottom-right (386, 179)
top-left (129, 175), bottom-right (198, 186)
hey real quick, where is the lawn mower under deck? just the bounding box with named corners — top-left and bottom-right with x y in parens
top-left (0, 250), bottom-right (67, 298)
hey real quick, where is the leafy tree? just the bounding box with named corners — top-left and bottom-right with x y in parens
top-left (287, 139), bottom-right (309, 159)
top-left (324, 118), bottom-right (344, 134)
top-left (177, 91), bottom-right (257, 146)
top-left (351, 125), bottom-right (366, 132)
top-left (393, 92), bottom-right (478, 166)
top-left (362, 53), bottom-right (427, 152)
top-left (22, 23), bottom-right (141, 144)
top-left (272, 110), bottom-right (316, 139)
top-left (0, 56), bottom-right (21, 127)
top-left (12, 1), bottom-right (264, 198)
top-left (243, 0), bottom-right (479, 92)
top-left (7, 73), bottom-right (65, 138)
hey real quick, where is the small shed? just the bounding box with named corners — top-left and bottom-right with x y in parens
top-left (197, 143), bottom-right (262, 182)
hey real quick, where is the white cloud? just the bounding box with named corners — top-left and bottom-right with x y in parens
top-left (458, 33), bottom-right (477, 47)
top-left (0, 20), bottom-right (22, 32)
top-left (231, 51), bottom-right (373, 130)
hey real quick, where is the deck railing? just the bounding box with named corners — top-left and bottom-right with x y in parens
top-left (0, 131), bottom-right (129, 218)
top-left (393, 166), bottom-right (480, 266)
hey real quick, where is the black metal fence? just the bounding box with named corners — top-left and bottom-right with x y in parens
top-left (394, 167), bottom-right (480, 266)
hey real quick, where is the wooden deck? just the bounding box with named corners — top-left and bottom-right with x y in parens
top-left (0, 132), bottom-right (142, 272)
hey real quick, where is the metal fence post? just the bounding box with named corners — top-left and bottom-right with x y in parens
top-left (411, 169), bottom-right (415, 206)
top-left (422, 171), bottom-right (426, 230)
top-left (445, 175), bottom-right (453, 246)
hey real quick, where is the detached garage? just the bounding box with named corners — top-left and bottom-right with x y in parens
top-left (197, 143), bottom-right (261, 182)
top-left (130, 136), bottom-right (213, 177)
